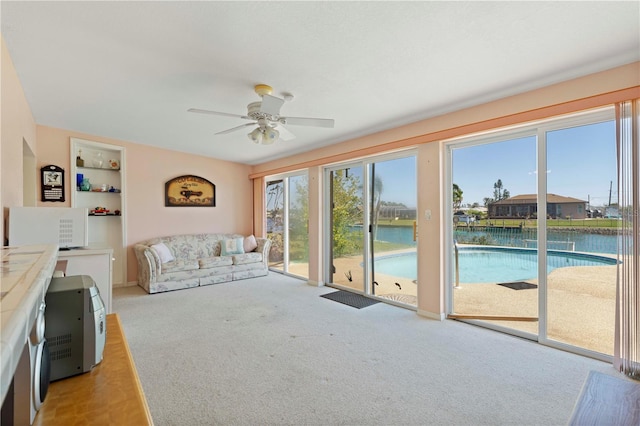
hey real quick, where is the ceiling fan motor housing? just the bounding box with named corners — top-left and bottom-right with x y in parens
top-left (247, 101), bottom-right (279, 125)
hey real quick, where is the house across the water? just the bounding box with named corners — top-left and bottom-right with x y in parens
top-left (489, 194), bottom-right (587, 219)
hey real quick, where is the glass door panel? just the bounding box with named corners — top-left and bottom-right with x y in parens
top-left (266, 179), bottom-right (284, 271)
top-left (450, 136), bottom-right (539, 334)
top-left (328, 167), bottom-right (365, 292)
top-left (545, 120), bottom-right (617, 354)
top-left (369, 156), bottom-right (417, 306)
top-left (287, 174), bottom-right (309, 278)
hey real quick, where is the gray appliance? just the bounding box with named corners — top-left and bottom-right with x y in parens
top-left (45, 275), bottom-right (106, 381)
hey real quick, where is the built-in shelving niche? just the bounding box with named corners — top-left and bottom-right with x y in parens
top-left (70, 138), bottom-right (126, 286)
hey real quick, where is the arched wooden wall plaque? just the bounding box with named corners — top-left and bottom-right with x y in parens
top-left (165, 175), bottom-right (215, 207)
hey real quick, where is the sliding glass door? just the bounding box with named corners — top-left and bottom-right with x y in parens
top-left (265, 173), bottom-right (309, 278)
top-left (327, 165), bottom-right (365, 292)
top-left (450, 134), bottom-right (539, 335)
top-left (447, 108), bottom-right (618, 358)
top-left (325, 153), bottom-right (418, 307)
top-left (266, 179), bottom-right (284, 271)
top-left (544, 119), bottom-right (617, 355)
top-left (369, 156), bottom-right (418, 306)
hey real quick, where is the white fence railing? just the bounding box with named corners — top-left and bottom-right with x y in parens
top-left (523, 239), bottom-right (575, 251)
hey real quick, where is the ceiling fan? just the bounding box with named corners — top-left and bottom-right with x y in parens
top-left (188, 84), bottom-right (335, 145)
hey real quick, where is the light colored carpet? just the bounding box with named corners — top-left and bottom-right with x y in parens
top-left (113, 274), bottom-right (615, 426)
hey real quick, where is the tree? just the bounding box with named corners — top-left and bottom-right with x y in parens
top-left (289, 176), bottom-right (310, 262)
top-left (266, 180), bottom-right (285, 262)
top-left (330, 170), bottom-right (363, 257)
top-left (453, 183), bottom-right (463, 211)
top-left (492, 179), bottom-right (510, 201)
top-left (266, 180), bottom-right (284, 227)
top-left (493, 179), bottom-right (503, 201)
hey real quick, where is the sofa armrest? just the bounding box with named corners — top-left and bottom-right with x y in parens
top-left (133, 244), bottom-right (161, 293)
top-left (255, 237), bottom-right (272, 268)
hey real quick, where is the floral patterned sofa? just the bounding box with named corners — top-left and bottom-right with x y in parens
top-left (133, 233), bottom-right (271, 294)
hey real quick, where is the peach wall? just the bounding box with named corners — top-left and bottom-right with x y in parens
top-left (252, 178), bottom-right (265, 237)
top-left (417, 142), bottom-right (445, 318)
top-left (1, 36), bottom-right (37, 244)
top-left (36, 125), bottom-right (253, 283)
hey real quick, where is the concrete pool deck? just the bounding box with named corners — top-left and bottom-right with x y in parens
top-left (282, 250), bottom-right (616, 355)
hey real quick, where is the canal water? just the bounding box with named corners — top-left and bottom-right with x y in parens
top-left (372, 225), bottom-right (618, 254)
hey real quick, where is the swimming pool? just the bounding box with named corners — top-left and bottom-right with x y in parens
top-left (374, 247), bottom-right (618, 283)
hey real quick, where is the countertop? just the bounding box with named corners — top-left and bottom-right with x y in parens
top-left (0, 244), bottom-right (58, 405)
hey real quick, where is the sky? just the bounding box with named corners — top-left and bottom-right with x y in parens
top-left (452, 120), bottom-right (617, 207)
top-left (269, 118), bottom-right (616, 211)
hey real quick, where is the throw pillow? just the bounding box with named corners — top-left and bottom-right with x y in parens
top-left (243, 234), bottom-right (258, 252)
top-left (151, 242), bottom-right (175, 264)
top-left (221, 238), bottom-right (245, 255)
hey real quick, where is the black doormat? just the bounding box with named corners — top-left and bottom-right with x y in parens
top-left (320, 290), bottom-right (380, 309)
top-left (497, 281), bottom-right (538, 290)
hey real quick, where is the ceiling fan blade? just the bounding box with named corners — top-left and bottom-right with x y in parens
top-left (259, 95), bottom-right (284, 116)
top-left (274, 124), bottom-right (295, 141)
top-left (215, 122), bottom-right (256, 135)
top-left (188, 108), bottom-right (249, 120)
top-left (281, 116), bottom-right (335, 128)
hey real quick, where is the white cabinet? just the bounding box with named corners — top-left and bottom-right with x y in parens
top-left (57, 247), bottom-right (113, 313)
top-left (70, 138), bottom-right (126, 286)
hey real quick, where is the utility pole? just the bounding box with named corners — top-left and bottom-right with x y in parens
top-left (608, 181), bottom-right (612, 207)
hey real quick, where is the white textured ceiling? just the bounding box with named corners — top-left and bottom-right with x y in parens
top-left (2, 1), bottom-right (639, 165)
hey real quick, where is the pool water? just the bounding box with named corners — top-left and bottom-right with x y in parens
top-left (374, 247), bottom-right (617, 283)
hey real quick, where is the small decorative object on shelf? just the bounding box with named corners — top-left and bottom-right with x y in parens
top-left (91, 206), bottom-right (109, 215)
top-left (108, 159), bottom-right (119, 169)
top-left (76, 149), bottom-right (84, 167)
top-left (92, 152), bottom-right (104, 168)
top-left (81, 178), bottom-right (92, 191)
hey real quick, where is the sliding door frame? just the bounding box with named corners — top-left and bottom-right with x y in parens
top-left (444, 107), bottom-right (616, 362)
top-left (323, 149), bottom-right (418, 304)
top-left (265, 170), bottom-right (309, 279)
top-left (323, 161), bottom-right (370, 294)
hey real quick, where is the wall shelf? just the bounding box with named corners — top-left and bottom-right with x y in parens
top-left (77, 166), bottom-right (121, 172)
top-left (71, 138), bottom-right (126, 287)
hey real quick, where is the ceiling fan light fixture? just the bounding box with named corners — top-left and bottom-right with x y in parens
top-left (248, 127), bottom-right (262, 144)
top-left (262, 127), bottom-right (279, 145)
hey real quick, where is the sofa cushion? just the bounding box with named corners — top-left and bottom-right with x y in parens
top-left (151, 242), bottom-right (175, 263)
top-left (163, 234), bottom-right (221, 260)
top-left (243, 235), bottom-right (258, 252)
top-left (198, 256), bottom-right (233, 269)
top-left (221, 238), bottom-right (245, 255)
top-left (232, 252), bottom-right (263, 265)
top-left (161, 259), bottom-right (199, 274)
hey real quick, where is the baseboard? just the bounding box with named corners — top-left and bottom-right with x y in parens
top-left (307, 279), bottom-right (324, 287)
top-left (113, 281), bottom-right (139, 288)
top-left (417, 309), bottom-right (445, 321)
